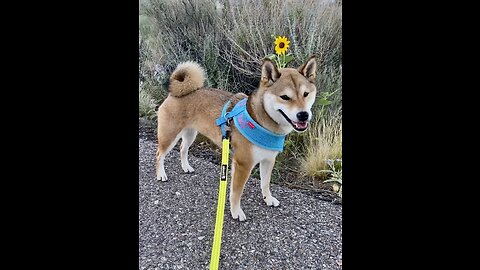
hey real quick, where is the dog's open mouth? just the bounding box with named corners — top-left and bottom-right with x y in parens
top-left (278, 110), bottom-right (309, 132)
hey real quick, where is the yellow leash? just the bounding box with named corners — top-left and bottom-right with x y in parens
top-left (209, 136), bottom-right (230, 270)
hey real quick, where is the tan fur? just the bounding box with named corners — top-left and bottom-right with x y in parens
top-left (156, 57), bottom-right (317, 221)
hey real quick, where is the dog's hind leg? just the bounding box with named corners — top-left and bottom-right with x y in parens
top-left (156, 126), bottom-right (183, 182)
top-left (260, 158), bottom-right (280, 207)
top-left (180, 128), bottom-right (197, 173)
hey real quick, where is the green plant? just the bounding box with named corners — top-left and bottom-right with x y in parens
top-left (317, 88), bottom-right (339, 118)
top-left (320, 159), bottom-right (342, 198)
top-left (139, 87), bottom-right (157, 120)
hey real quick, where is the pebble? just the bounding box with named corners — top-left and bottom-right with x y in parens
top-left (139, 134), bottom-right (342, 269)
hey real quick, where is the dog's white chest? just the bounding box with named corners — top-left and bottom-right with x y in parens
top-left (251, 144), bottom-right (279, 164)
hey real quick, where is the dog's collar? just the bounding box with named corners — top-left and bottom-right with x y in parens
top-left (216, 98), bottom-right (286, 152)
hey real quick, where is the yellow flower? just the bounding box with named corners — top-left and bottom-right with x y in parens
top-left (274, 36), bottom-right (290, 55)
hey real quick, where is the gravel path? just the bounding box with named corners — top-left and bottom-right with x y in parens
top-left (139, 136), bottom-right (342, 269)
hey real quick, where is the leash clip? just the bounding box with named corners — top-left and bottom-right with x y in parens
top-left (223, 119), bottom-right (232, 139)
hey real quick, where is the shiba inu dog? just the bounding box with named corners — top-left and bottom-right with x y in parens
top-left (156, 56), bottom-right (317, 221)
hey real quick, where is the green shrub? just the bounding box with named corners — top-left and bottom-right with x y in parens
top-left (320, 159), bottom-right (342, 198)
top-left (139, 85), bottom-right (157, 120)
top-left (139, 0), bottom-right (342, 98)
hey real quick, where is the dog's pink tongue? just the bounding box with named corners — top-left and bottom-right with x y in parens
top-left (294, 121), bottom-right (308, 129)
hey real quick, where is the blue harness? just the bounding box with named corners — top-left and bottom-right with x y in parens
top-left (215, 98), bottom-right (286, 152)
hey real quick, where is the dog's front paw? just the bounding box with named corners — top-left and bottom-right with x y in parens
top-left (264, 196), bottom-right (280, 207)
top-left (231, 207), bottom-right (246, 221)
top-left (181, 164), bottom-right (195, 173)
top-left (156, 173), bottom-right (168, 182)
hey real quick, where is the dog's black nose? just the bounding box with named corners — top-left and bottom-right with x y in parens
top-left (296, 111), bottom-right (309, 121)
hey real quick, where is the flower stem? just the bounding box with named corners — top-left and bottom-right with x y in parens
top-left (274, 54), bottom-right (281, 69)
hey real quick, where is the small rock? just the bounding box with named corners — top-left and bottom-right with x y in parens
top-left (198, 236), bottom-right (205, 240)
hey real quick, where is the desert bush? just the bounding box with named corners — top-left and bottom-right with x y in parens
top-left (301, 107), bottom-right (342, 178)
top-left (139, 85), bottom-right (157, 119)
top-left (140, 0), bottom-right (342, 95)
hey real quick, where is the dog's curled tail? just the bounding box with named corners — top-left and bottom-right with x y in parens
top-left (168, 61), bottom-right (205, 97)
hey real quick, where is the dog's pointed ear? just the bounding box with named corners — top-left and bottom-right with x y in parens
top-left (298, 56), bottom-right (317, 83)
top-left (261, 59), bottom-right (281, 86)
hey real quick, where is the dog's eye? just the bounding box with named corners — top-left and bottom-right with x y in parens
top-left (280, 95), bottom-right (290, 101)
top-left (304, 92), bottom-right (309, 97)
